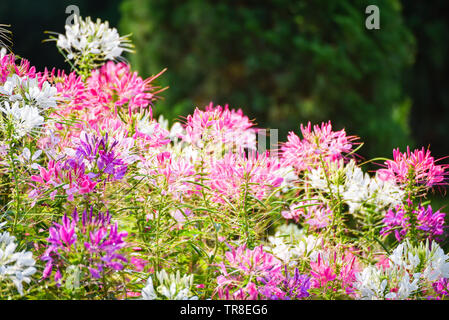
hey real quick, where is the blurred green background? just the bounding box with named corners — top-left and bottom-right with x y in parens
top-left (1, 0), bottom-right (448, 162)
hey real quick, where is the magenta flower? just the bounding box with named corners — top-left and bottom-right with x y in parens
top-left (86, 61), bottom-right (164, 118)
top-left (380, 204), bottom-right (446, 242)
top-left (41, 206), bottom-right (128, 284)
top-left (207, 151), bottom-right (283, 204)
top-left (310, 253), bottom-right (337, 288)
top-left (216, 245), bottom-right (283, 300)
top-left (380, 205), bottom-right (410, 242)
top-left (182, 103), bottom-right (257, 151)
top-left (310, 250), bottom-right (359, 296)
top-left (377, 147), bottom-right (448, 188)
top-left (281, 201), bottom-right (332, 229)
top-left (0, 51), bottom-right (36, 83)
top-left (416, 205), bottom-right (446, 240)
top-left (281, 121), bottom-right (357, 173)
top-left (433, 278), bottom-right (449, 298)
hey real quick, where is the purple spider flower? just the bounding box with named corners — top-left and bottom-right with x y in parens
top-left (259, 267), bottom-right (311, 300)
top-left (380, 206), bottom-right (410, 242)
top-left (41, 206), bottom-right (128, 283)
top-left (416, 205), bottom-right (446, 241)
top-left (75, 131), bottom-right (128, 181)
top-left (380, 204), bottom-right (446, 242)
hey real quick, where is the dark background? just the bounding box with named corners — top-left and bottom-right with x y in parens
top-left (1, 0), bottom-right (449, 199)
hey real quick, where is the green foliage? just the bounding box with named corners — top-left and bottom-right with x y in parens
top-left (402, 0), bottom-right (449, 160)
top-left (120, 0), bottom-right (415, 158)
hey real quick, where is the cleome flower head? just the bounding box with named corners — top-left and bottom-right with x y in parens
top-left (206, 150), bottom-right (283, 204)
top-left (0, 223), bottom-right (37, 296)
top-left (281, 121), bottom-right (357, 173)
top-left (381, 204), bottom-right (446, 242)
top-left (0, 74), bottom-right (57, 110)
top-left (86, 61), bottom-right (164, 119)
top-left (377, 146), bottom-right (448, 188)
top-left (182, 103), bottom-right (257, 152)
top-left (0, 100), bottom-right (44, 139)
top-left (41, 206), bottom-right (128, 285)
top-left (0, 50), bottom-right (36, 83)
top-left (55, 16), bottom-right (133, 62)
top-left (356, 239), bottom-right (449, 300)
top-left (141, 270), bottom-right (198, 300)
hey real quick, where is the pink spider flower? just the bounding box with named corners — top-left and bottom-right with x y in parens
top-left (85, 61), bottom-right (165, 118)
top-left (37, 68), bottom-right (87, 113)
top-left (28, 157), bottom-right (98, 204)
top-left (134, 119), bottom-right (171, 149)
top-left (281, 121), bottom-right (357, 173)
top-left (138, 151), bottom-right (197, 199)
top-left (377, 146), bottom-right (448, 188)
top-left (28, 160), bottom-right (64, 202)
top-left (281, 201), bottom-right (332, 229)
top-left (310, 249), bottom-right (360, 296)
top-left (182, 103), bottom-right (257, 151)
top-left (0, 51), bottom-right (36, 83)
top-left (216, 245), bottom-right (283, 300)
top-left (206, 151), bottom-right (283, 204)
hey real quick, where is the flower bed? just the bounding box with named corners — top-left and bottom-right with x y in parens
top-left (0, 17), bottom-right (448, 300)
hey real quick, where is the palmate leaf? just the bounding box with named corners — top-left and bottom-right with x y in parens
top-left (0, 24), bottom-right (12, 51)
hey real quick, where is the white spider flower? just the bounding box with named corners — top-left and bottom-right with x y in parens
top-left (141, 276), bottom-right (158, 300)
top-left (0, 74), bottom-right (23, 101)
top-left (341, 160), bottom-right (404, 213)
top-left (137, 112), bottom-right (160, 137)
top-left (354, 265), bottom-right (389, 300)
top-left (265, 224), bottom-right (322, 264)
top-left (306, 160), bottom-right (346, 194)
top-left (0, 101), bottom-right (44, 139)
top-left (355, 264), bottom-right (420, 300)
top-left (0, 229), bottom-right (37, 296)
top-left (15, 147), bottom-right (42, 170)
top-left (0, 75), bottom-right (57, 110)
top-left (56, 16), bottom-right (132, 61)
top-left (141, 270), bottom-right (198, 300)
top-left (356, 240), bottom-right (449, 300)
top-left (389, 239), bottom-right (449, 282)
top-left (22, 77), bottom-right (57, 110)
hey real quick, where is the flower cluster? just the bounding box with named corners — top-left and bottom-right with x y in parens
top-left (55, 16), bottom-right (133, 63)
top-left (0, 223), bottom-right (36, 295)
top-left (381, 204), bottom-right (446, 242)
top-left (281, 121), bottom-right (357, 173)
top-left (1, 16), bottom-right (449, 300)
top-left (215, 245), bottom-right (311, 300)
top-left (141, 270), bottom-right (198, 300)
top-left (183, 103), bottom-right (257, 152)
top-left (378, 147), bottom-right (448, 188)
top-left (41, 207), bottom-right (127, 286)
top-left (355, 240), bottom-right (449, 299)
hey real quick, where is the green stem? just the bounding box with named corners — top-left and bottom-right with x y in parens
top-left (8, 142), bottom-right (21, 233)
